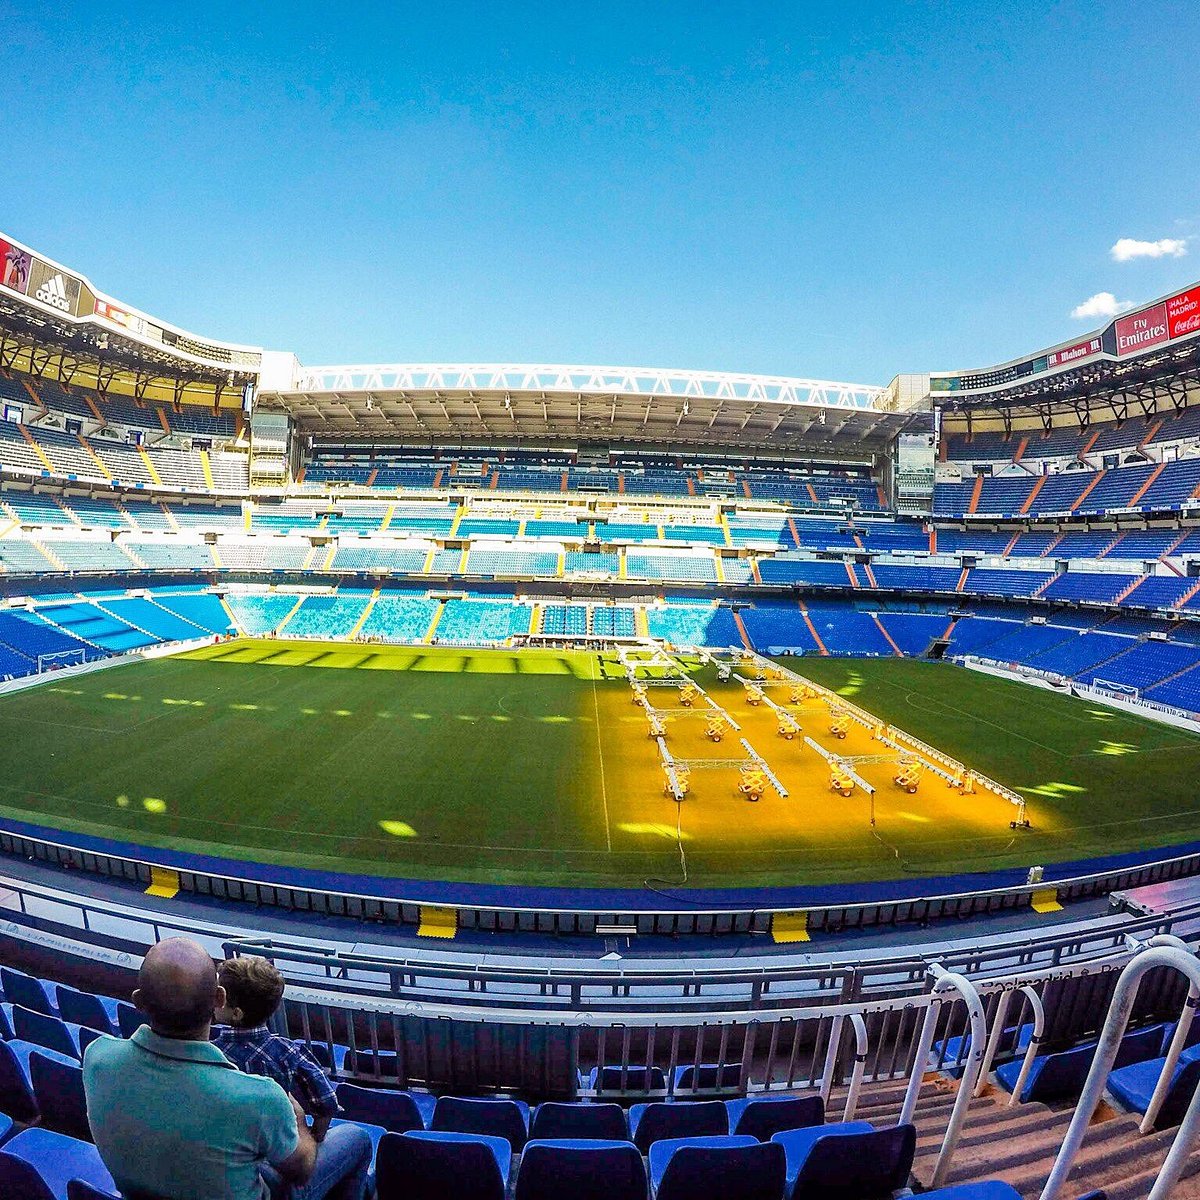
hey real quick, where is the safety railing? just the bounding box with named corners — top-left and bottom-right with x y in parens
top-left (3, 815), bottom-right (1200, 943)
top-left (1041, 941), bottom-right (1200, 1200)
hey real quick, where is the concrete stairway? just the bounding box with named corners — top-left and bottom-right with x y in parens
top-left (825, 1075), bottom-right (1200, 1200)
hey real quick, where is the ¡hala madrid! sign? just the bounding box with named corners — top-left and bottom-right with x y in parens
top-left (1115, 283), bottom-right (1200, 357)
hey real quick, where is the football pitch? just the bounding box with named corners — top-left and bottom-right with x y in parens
top-left (2, 639), bottom-right (1200, 891)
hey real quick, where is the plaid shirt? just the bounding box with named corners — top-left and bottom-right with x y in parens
top-left (212, 1025), bottom-right (339, 1119)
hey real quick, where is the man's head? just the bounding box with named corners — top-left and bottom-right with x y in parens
top-left (133, 938), bottom-right (223, 1039)
top-left (215, 955), bottom-right (286, 1029)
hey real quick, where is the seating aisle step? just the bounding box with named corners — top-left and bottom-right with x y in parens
top-left (1001, 1119), bottom-right (1200, 1200)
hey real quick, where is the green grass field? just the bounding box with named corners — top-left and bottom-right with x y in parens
top-left (1, 640), bottom-right (1199, 890)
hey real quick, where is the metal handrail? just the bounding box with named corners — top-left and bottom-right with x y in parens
top-left (1003, 985), bottom-right (1046, 1108)
top-left (1040, 944), bottom-right (1200, 1200)
top-left (901, 964), bottom-right (988, 1189)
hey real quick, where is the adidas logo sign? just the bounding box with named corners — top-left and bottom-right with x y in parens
top-left (35, 273), bottom-right (71, 312)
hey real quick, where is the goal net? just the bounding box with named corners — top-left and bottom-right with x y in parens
top-left (1092, 678), bottom-right (1140, 701)
top-left (37, 649), bottom-right (88, 673)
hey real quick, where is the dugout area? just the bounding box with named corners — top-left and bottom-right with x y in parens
top-left (0, 640), bottom-right (1197, 890)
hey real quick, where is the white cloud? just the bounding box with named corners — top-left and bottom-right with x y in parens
top-left (1110, 237), bottom-right (1188, 262)
top-left (1071, 292), bottom-right (1136, 321)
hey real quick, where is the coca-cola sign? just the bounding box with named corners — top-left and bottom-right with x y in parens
top-left (1166, 285), bottom-right (1200, 341)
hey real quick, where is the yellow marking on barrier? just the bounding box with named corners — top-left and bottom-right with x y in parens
top-left (77, 434), bottom-right (113, 480)
top-left (347, 590), bottom-right (379, 639)
top-left (145, 866), bottom-right (180, 899)
top-left (772, 911), bottom-right (810, 943)
top-left (1031, 887), bottom-right (1062, 913)
top-left (136, 445), bottom-right (163, 485)
top-left (418, 905), bottom-right (458, 939)
top-left (243, 502), bottom-right (253, 531)
top-left (423, 600), bottom-right (444, 644)
top-left (276, 594), bottom-right (309, 634)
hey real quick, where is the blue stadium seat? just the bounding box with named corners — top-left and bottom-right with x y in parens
top-left (334, 1083), bottom-right (427, 1133)
top-left (629, 1099), bottom-right (729, 1153)
top-left (65, 1182), bottom-right (121, 1200)
top-left (529, 1101), bottom-right (629, 1141)
top-left (583, 1065), bottom-right (668, 1094)
top-left (776, 1122), bottom-right (915, 1200)
top-left (11, 1009), bottom-right (95, 1061)
top-left (115, 1005), bottom-right (147, 1040)
top-left (28, 1052), bottom-right (90, 1143)
top-left (431, 1095), bottom-right (529, 1150)
top-left (769, 1121), bottom-right (875, 1189)
top-left (995, 1025), bottom-right (1166, 1103)
top-left (1107, 1044), bottom-right (1200, 1130)
top-left (654, 1138), bottom-right (786, 1200)
top-left (0, 970), bottom-right (58, 1017)
top-left (54, 991), bottom-right (120, 1038)
top-left (726, 1095), bottom-right (824, 1141)
top-left (0, 1128), bottom-right (115, 1200)
top-left (515, 1139), bottom-right (647, 1200)
top-left (376, 1130), bottom-right (512, 1200)
top-left (673, 1063), bottom-right (743, 1093)
top-left (649, 1134), bottom-right (759, 1192)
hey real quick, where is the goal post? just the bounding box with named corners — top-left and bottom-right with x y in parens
top-left (37, 649), bottom-right (88, 673)
top-left (1092, 678), bottom-right (1140, 702)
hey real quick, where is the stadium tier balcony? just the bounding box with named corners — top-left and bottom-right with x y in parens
top-left (358, 594), bottom-right (440, 642)
top-left (331, 545), bottom-right (430, 573)
top-left (63, 496), bottom-right (132, 530)
top-left (283, 592), bottom-right (374, 639)
top-left (756, 558), bottom-right (854, 587)
top-left (1123, 576), bottom-right (1195, 611)
top-left (42, 540), bottom-right (140, 573)
top-left (166, 502), bottom-right (244, 529)
top-left (874, 611), bottom-right (953, 655)
top-left (2, 492), bottom-right (73, 526)
top-left (590, 604), bottom-right (637, 638)
top-left (804, 606), bottom-right (895, 655)
top-left (626, 552), bottom-right (718, 583)
top-left (869, 564), bottom-right (961, 593)
top-left (218, 543), bottom-right (310, 571)
top-left (646, 603), bottom-right (740, 648)
top-left (0, 539), bottom-right (55, 573)
top-left (739, 601), bottom-right (817, 653)
top-left (540, 604), bottom-right (589, 637)
top-left (436, 598), bottom-right (531, 644)
top-left (225, 593), bottom-right (302, 635)
top-left (128, 540), bottom-right (215, 571)
top-left (466, 548), bottom-right (561, 577)
top-left (961, 568), bottom-right (1054, 598)
top-left (1039, 572), bottom-right (1138, 605)
top-left (1076, 639), bottom-right (1200, 691)
top-left (563, 551), bottom-right (619, 575)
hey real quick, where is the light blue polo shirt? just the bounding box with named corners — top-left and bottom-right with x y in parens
top-left (83, 1027), bottom-right (298, 1200)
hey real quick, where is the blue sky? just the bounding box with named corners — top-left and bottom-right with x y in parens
top-left (2, 2), bottom-right (1198, 384)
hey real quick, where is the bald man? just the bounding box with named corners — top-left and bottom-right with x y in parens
top-left (83, 938), bottom-right (368, 1200)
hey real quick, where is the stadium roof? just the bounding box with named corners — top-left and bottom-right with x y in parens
top-left (261, 362), bottom-right (930, 456)
top-left (931, 277), bottom-right (1200, 426)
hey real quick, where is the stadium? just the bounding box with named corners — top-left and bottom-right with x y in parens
top-left (4, 227), bottom-right (1200, 1200)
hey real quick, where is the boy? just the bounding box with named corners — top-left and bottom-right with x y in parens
top-left (213, 955), bottom-right (339, 1143)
